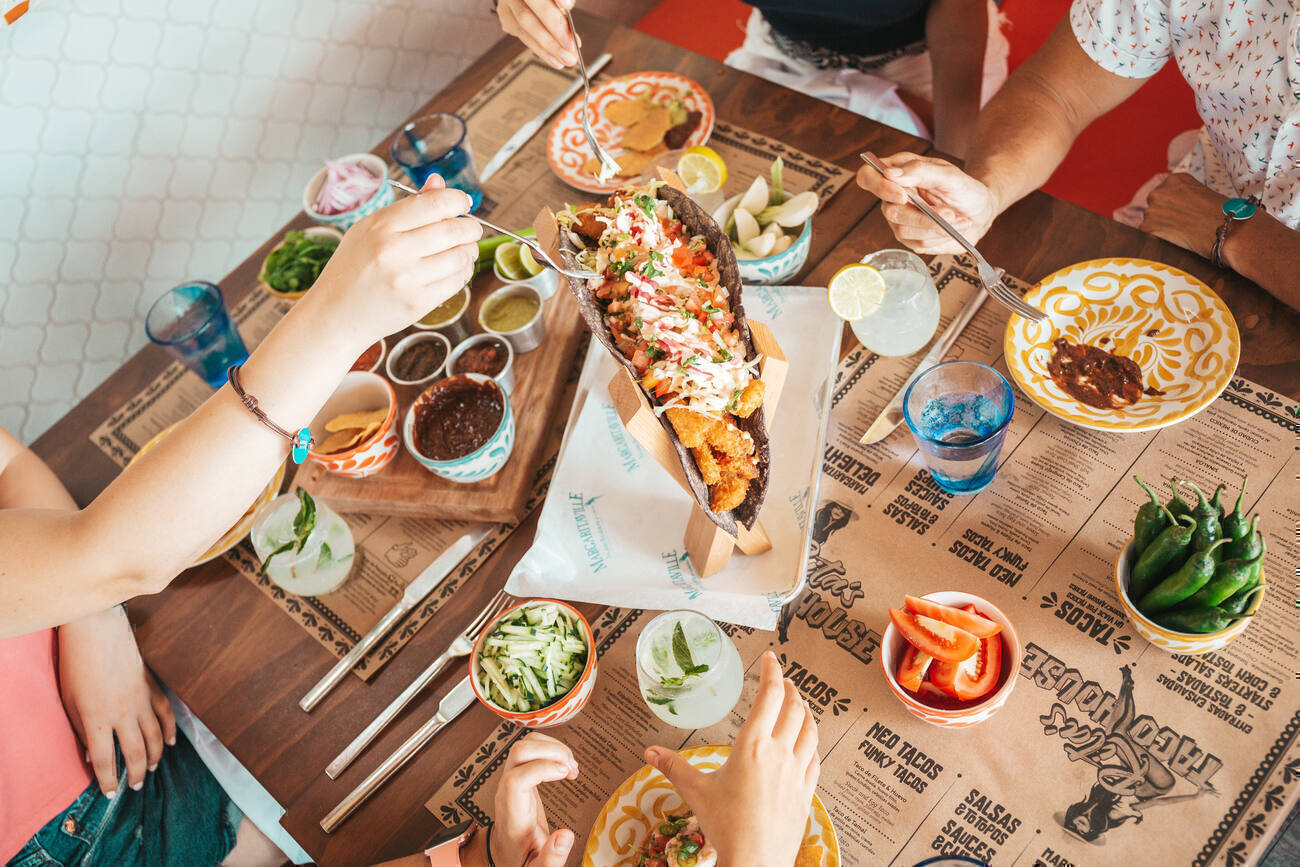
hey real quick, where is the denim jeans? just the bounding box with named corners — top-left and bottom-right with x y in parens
top-left (6, 730), bottom-right (240, 867)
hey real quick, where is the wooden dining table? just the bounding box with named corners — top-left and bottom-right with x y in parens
top-left (30, 12), bottom-right (1300, 867)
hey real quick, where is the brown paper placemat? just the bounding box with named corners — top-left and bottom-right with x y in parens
top-left (427, 256), bottom-right (1300, 866)
top-left (453, 50), bottom-right (852, 231)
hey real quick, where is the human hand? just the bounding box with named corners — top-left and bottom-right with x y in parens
top-left (857, 151), bottom-right (1000, 254)
top-left (305, 175), bottom-right (481, 348)
top-left (58, 606), bottom-right (176, 797)
top-left (490, 733), bottom-right (578, 867)
top-left (644, 651), bottom-right (819, 865)
top-left (1140, 171), bottom-right (1224, 260)
top-left (498, 0), bottom-right (580, 69)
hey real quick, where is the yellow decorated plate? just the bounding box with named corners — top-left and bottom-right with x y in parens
top-left (582, 744), bottom-right (839, 867)
top-left (1004, 258), bottom-right (1239, 432)
top-left (131, 424), bottom-right (286, 567)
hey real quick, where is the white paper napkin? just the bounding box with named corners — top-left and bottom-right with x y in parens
top-left (507, 285), bottom-right (842, 629)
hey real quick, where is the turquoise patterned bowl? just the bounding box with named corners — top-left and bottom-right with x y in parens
top-left (403, 373), bottom-right (515, 484)
top-left (736, 219), bottom-right (812, 285)
top-left (302, 153), bottom-right (395, 232)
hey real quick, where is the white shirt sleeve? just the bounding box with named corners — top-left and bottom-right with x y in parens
top-left (1069, 0), bottom-right (1173, 79)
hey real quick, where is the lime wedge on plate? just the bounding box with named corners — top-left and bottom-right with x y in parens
top-left (494, 241), bottom-right (530, 281)
top-left (828, 264), bottom-right (886, 321)
top-left (676, 146), bottom-right (727, 195)
top-left (518, 244), bottom-right (544, 277)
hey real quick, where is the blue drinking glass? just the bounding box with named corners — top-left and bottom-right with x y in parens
top-left (145, 281), bottom-right (249, 388)
top-left (903, 361), bottom-right (1014, 494)
top-left (390, 113), bottom-right (483, 212)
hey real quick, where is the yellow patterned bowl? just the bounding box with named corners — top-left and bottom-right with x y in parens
top-left (582, 744), bottom-right (839, 866)
top-left (131, 424), bottom-right (286, 567)
top-left (1004, 258), bottom-right (1239, 432)
top-left (1115, 538), bottom-right (1265, 655)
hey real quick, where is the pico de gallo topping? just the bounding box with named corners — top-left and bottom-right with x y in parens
top-left (561, 182), bottom-right (758, 421)
top-left (634, 813), bottom-right (717, 867)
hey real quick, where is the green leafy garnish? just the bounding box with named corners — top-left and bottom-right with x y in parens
top-left (645, 693), bottom-right (674, 705)
top-left (259, 490), bottom-right (318, 576)
top-left (259, 231), bottom-right (338, 295)
top-left (610, 258), bottom-right (634, 277)
top-left (633, 194), bottom-right (657, 216)
top-left (671, 622), bottom-right (710, 678)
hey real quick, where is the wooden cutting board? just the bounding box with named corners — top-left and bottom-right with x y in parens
top-left (297, 271), bottom-right (586, 522)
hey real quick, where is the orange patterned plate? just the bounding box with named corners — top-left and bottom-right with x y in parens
top-left (131, 424), bottom-right (286, 567)
top-left (1004, 258), bottom-right (1239, 432)
top-left (582, 745), bottom-right (839, 867)
top-left (546, 71), bottom-right (714, 194)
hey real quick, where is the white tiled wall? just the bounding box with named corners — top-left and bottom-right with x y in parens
top-left (0, 0), bottom-right (652, 443)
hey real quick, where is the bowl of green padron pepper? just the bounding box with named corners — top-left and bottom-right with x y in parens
top-left (1115, 475), bottom-right (1266, 654)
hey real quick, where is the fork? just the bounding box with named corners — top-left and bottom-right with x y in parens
top-left (564, 9), bottom-right (620, 183)
top-left (385, 179), bottom-right (599, 280)
top-left (325, 588), bottom-right (513, 779)
top-left (859, 153), bottom-right (1048, 323)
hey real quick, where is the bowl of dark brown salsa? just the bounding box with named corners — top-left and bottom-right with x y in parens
top-left (448, 334), bottom-right (515, 394)
top-left (403, 373), bottom-right (515, 483)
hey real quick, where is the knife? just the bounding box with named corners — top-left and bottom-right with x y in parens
top-left (859, 286), bottom-right (989, 445)
top-left (477, 52), bottom-right (613, 183)
top-left (321, 676), bottom-right (477, 833)
top-left (299, 527), bottom-right (490, 712)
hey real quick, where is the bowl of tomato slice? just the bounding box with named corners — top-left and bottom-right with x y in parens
top-left (879, 592), bottom-right (1021, 728)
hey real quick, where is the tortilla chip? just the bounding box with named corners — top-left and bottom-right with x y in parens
top-left (325, 408), bottom-right (386, 432)
top-left (317, 427), bottom-right (365, 455)
top-left (615, 149), bottom-right (655, 177)
top-left (619, 105), bottom-right (671, 152)
top-left (604, 98), bottom-right (649, 126)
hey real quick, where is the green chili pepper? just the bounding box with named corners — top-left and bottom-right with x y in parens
top-left (1221, 476), bottom-right (1250, 541)
top-left (1155, 606), bottom-right (1250, 635)
top-left (1219, 583), bottom-right (1266, 617)
top-left (1178, 540), bottom-right (1266, 608)
top-left (1166, 479), bottom-right (1193, 519)
top-left (1223, 515), bottom-right (1262, 561)
top-left (1132, 476), bottom-right (1171, 556)
top-left (1138, 537), bottom-right (1230, 614)
top-left (1182, 481), bottom-right (1224, 559)
top-left (1128, 511), bottom-right (1196, 601)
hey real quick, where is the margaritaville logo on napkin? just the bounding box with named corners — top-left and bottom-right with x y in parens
top-left (567, 491), bottom-right (610, 573)
top-left (601, 402), bottom-right (642, 473)
top-left (661, 548), bottom-right (703, 600)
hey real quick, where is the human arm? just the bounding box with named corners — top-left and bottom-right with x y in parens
top-left (0, 426), bottom-right (178, 796)
top-left (643, 651), bottom-right (819, 867)
top-left (0, 178), bottom-right (480, 638)
top-left (1140, 172), bottom-right (1300, 311)
top-left (857, 16), bottom-right (1149, 252)
top-left (497, 0), bottom-right (579, 69)
top-left (924, 0), bottom-right (990, 157)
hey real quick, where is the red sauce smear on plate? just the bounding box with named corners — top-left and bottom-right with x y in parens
top-left (1047, 338), bottom-right (1165, 410)
top-left (414, 375), bottom-right (503, 461)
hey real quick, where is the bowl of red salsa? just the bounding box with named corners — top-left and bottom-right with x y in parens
top-left (447, 334), bottom-right (515, 394)
top-left (403, 373), bottom-right (514, 483)
top-left (879, 591), bottom-right (1021, 728)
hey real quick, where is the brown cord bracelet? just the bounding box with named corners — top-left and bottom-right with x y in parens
top-left (227, 364), bottom-right (314, 463)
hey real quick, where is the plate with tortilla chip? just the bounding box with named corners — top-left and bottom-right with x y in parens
top-left (554, 180), bottom-right (768, 536)
top-left (547, 71), bottom-right (713, 194)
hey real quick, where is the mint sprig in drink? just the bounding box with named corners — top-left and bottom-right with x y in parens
top-left (636, 610), bottom-right (743, 729)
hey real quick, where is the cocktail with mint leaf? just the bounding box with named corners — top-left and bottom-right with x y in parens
top-left (636, 610), bottom-right (743, 729)
top-left (250, 490), bottom-right (355, 596)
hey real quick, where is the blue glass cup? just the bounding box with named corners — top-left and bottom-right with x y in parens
top-left (145, 281), bottom-right (249, 388)
top-left (390, 113), bottom-right (482, 212)
top-left (903, 361), bottom-right (1014, 494)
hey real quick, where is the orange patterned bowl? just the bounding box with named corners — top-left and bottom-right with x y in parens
top-left (469, 599), bottom-right (598, 729)
top-left (132, 424), bottom-right (286, 567)
top-left (879, 591), bottom-right (1022, 728)
top-left (1115, 538), bottom-right (1265, 655)
top-left (306, 371), bottom-right (399, 478)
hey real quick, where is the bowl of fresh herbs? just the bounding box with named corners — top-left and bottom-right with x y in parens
top-left (258, 226), bottom-right (343, 302)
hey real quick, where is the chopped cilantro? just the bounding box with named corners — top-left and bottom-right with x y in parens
top-left (609, 259), bottom-right (634, 277)
top-left (633, 194), bottom-right (656, 216)
top-left (646, 342), bottom-right (664, 361)
top-left (697, 279), bottom-right (709, 288)
top-left (633, 315), bottom-right (644, 330)
top-left (713, 349), bottom-right (732, 363)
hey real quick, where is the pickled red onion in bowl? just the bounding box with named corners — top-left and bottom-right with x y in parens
top-left (312, 158), bottom-right (381, 215)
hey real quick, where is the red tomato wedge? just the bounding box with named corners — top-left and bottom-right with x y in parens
top-left (889, 609), bottom-right (979, 662)
top-left (895, 643), bottom-right (933, 692)
top-left (904, 596), bottom-right (1002, 638)
top-left (930, 606), bottom-right (1002, 701)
